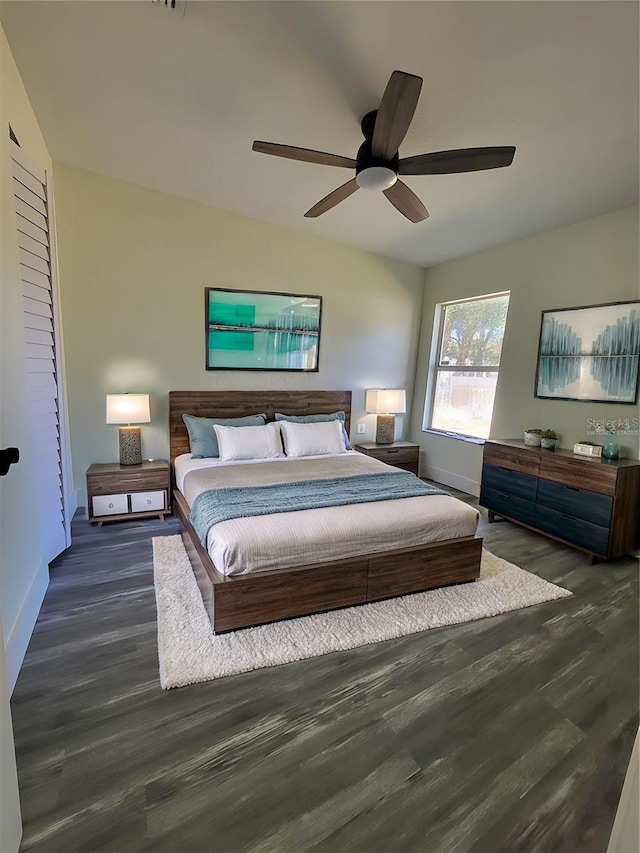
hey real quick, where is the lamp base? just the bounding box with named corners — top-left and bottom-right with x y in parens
top-left (375, 414), bottom-right (395, 445)
top-left (119, 426), bottom-right (142, 466)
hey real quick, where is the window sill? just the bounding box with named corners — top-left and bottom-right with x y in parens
top-left (422, 428), bottom-right (486, 445)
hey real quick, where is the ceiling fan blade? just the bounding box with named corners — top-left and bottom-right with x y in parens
top-left (399, 146), bottom-right (516, 175)
top-left (252, 141), bottom-right (356, 169)
top-left (383, 180), bottom-right (429, 223)
top-left (371, 70), bottom-right (423, 161)
top-left (304, 179), bottom-right (359, 218)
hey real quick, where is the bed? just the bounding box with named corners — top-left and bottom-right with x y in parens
top-left (169, 390), bottom-right (482, 633)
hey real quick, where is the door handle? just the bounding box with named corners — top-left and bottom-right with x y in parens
top-left (0, 448), bottom-right (19, 476)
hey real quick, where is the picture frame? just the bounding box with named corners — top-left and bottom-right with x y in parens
top-left (534, 300), bottom-right (640, 404)
top-left (205, 287), bottom-right (322, 372)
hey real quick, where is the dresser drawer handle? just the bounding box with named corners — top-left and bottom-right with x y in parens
top-left (563, 486), bottom-right (579, 492)
top-left (561, 513), bottom-right (576, 521)
top-left (496, 491), bottom-right (509, 498)
top-left (386, 449), bottom-right (400, 454)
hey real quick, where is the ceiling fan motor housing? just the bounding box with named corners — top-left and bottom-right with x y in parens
top-left (356, 110), bottom-right (399, 189)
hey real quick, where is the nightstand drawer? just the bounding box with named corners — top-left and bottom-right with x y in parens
top-left (375, 448), bottom-right (417, 466)
top-left (92, 493), bottom-right (128, 517)
top-left (354, 442), bottom-right (420, 476)
top-left (130, 490), bottom-right (166, 513)
top-left (89, 471), bottom-right (169, 494)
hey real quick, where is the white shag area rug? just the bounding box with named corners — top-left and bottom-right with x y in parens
top-left (153, 535), bottom-right (572, 689)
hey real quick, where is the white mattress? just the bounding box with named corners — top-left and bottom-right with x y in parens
top-left (175, 453), bottom-right (479, 577)
top-left (174, 451), bottom-right (362, 493)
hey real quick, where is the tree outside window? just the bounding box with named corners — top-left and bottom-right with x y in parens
top-left (427, 293), bottom-right (510, 439)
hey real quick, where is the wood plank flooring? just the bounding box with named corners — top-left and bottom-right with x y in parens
top-left (10, 494), bottom-right (639, 852)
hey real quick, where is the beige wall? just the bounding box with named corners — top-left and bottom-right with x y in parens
top-left (411, 206), bottom-right (640, 494)
top-left (53, 164), bottom-right (426, 504)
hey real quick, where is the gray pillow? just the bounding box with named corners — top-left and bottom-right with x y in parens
top-left (182, 413), bottom-right (266, 458)
top-left (275, 411), bottom-right (352, 450)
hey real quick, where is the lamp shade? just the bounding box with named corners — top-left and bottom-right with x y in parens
top-left (106, 394), bottom-right (150, 425)
top-left (365, 389), bottom-right (406, 414)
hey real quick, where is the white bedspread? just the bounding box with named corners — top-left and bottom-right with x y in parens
top-left (175, 453), bottom-right (479, 576)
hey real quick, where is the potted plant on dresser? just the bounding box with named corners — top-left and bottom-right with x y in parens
top-left (523, 428), bottom-right (543, 446)
top-left (540, 429), bottom-right (559, 450)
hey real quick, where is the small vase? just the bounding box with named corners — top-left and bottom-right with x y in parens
top-left (540, 438), bottom-right (557, 450)
top-left (603, 434), bottom-right (619, 461)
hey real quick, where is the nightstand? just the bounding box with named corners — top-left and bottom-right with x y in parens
top-left (354, 441), bottom-right (420, 476)
top-left (86, 460), bottom-right (170, 525)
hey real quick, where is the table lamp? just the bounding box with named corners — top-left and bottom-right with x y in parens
top-left (365, 389), bottom-right (406, 445)
top-left (106, 394), bottom-right (150, 466)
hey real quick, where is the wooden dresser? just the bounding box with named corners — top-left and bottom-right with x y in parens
top-left (480, 439), bottom-right (640, 560)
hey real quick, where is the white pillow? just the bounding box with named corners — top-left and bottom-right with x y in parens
top-left (280, 419), bottom-right (347, 458)
top-left (213, 421), bottom-right (284, 462)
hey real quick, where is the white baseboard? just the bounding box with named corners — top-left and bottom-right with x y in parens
top-left (5, 559), bottom-right (49, 694)
top-left (421, 464), bottom-right (480, 498)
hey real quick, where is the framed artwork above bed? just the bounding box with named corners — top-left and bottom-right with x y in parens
top-left (205, 287), bottom-right (322, 371)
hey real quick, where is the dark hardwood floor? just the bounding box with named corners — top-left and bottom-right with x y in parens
top-left (10, 493), bottom-right (639, 853)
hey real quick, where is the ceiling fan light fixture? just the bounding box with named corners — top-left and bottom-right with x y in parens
top-left (355, 166), bottom-right (398, 191)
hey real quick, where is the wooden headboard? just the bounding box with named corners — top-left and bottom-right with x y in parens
top-left (169, 390), bottom-right (352, 469)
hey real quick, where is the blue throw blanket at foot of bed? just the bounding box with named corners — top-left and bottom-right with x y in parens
top-left (190, 471), bottom-right (449, 546)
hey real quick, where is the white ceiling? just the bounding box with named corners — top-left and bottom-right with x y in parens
top-left (1, 1), bottom-right (638, 267)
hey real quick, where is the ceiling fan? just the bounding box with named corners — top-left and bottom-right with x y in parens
top-left (253, 70), bottom-right (515, 223)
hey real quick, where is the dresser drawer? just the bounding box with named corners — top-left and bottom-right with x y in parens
top-left (539, 454), bottom-right (617, 497)
top-left (483, 443), bottom-right (540, 476)
top-left (481, 464), bottom-right (538, 502)
top-left (537, 478), bottom-right (613, 528)
top-left (534, 505), bottom-right (610, 556)
top-left (480, 486), bottom-right (536, 526)
top-left (92, 493), bottom-right (128, 517)
top-left (130, 490), bottom-right (166, 513)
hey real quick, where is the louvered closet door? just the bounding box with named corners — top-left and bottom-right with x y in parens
top-left (12, 150), bottom-right (68, 562)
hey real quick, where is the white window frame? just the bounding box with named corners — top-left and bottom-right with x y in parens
top-left (423, 291), bottom-right (510, 441)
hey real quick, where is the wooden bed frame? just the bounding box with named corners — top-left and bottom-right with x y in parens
top-left (169, 390), bottom-right (482, 633)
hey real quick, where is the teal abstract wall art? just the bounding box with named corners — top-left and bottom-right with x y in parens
top-left (205, 288), bottom-right (322, 371)
top-left (535, 301), bottom-right (640, 403)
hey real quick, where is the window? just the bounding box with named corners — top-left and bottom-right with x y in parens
top-left (425, 292), bottom-right (510, 439)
